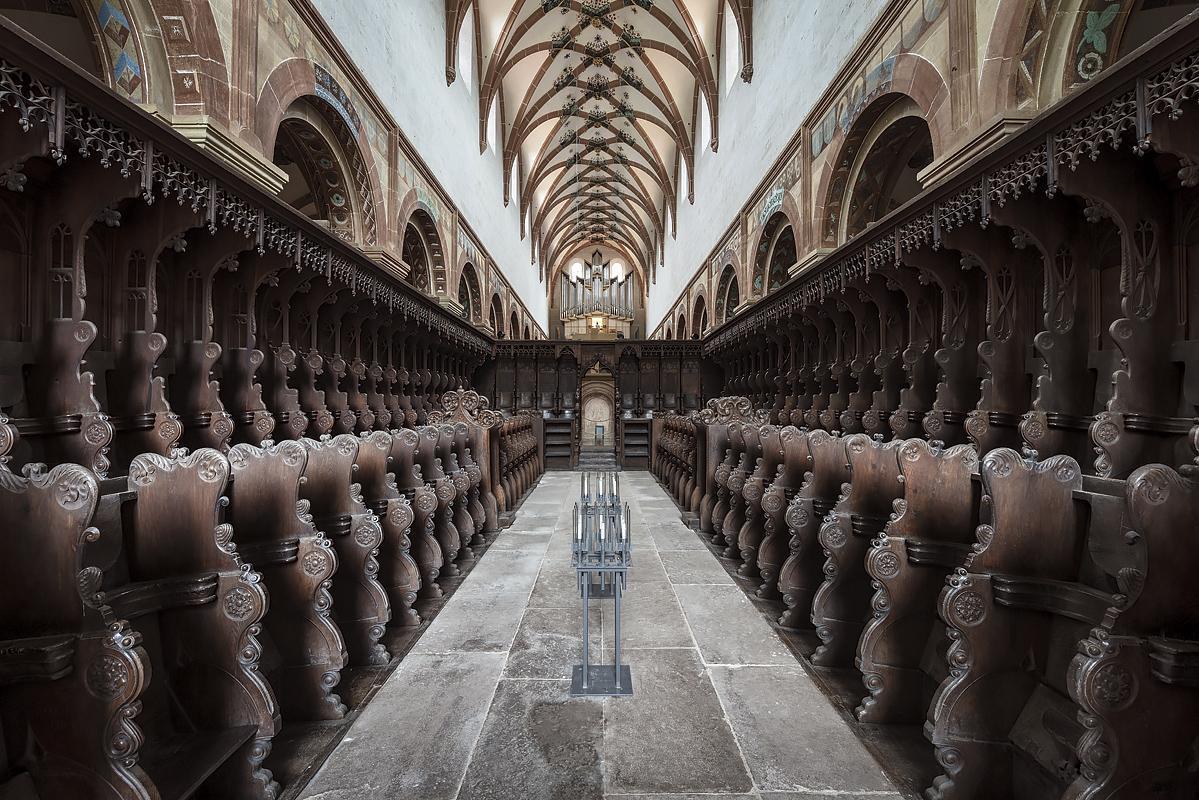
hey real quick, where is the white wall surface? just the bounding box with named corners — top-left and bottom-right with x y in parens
top-left (647, 0), bottom-right (889, 330)
top-left (312, 0), bottom-right (548, 328)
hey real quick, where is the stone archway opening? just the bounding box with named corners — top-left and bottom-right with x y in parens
top-left (580, 362), bottom-right (616, 452)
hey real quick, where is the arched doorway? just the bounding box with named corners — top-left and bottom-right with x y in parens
top-left (677, 312), bottom-right (688, 341)
top-left (580, 362), bottom-right (615, 452)
top-left (509, 310), bottom-right (519, 340)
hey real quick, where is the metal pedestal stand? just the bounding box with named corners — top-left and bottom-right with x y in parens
top-left (571, 470), bottom-right (633, 696)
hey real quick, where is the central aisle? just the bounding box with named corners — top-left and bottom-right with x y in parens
top-left (299, 471), bottom-right (903, 800)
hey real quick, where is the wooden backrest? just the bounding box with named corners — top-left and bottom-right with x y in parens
top-left (841, 434), bottom-right (905, 520)
top-left (776, 426), bottom-right (812, 489)
top-left (966, 448), bottom-right (1084, 578)
top-left (354, 431), bottom-right (396, 500)
top-left (886, 439), bottom-right (979, 542)
top-left (124, 449), bottom-right (236, 578)
top-left (1116, 463), bottom-right (1199, 634)
top-left (389, 427), bottom-right (423, 491)
top-left (227, 440), bottom-right (310, 544)
top-left (802, 430), bottom-right (850, 502)
top-left (756, 425), bottom-right (784, 478)
top-left (299, 434), bottom-right (360, 521)
top-left (415, 426), bottom-right (446, 480)
top-left (0, 461), bottom-right (100, 633)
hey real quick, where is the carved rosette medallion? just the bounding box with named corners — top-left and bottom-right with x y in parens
top-left (1091, 664), bottom-right (1136, 710)
top-left (951, 590), bottom-right (985, 625)
top-left (874, 551), bottom-right (900, 578)
top-left (302, 551), bottom-right (328, 576)
top-left (85, 654), bottom-right (129, 699)
top-left (223, 586), bottom-right (255, 620)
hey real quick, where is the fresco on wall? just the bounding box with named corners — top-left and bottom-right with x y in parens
top-left (91, 0), bottom-right (144, 101)
top-left (810, 0), bottom-right (947, 159)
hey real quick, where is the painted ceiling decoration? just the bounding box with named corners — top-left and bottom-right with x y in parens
top-left (445, 0), bottom-right (753, 290)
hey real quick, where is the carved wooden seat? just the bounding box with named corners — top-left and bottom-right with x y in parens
top-left (388, 427), bottom-right (443, 600)
top-left (2, 320), bottom-right (113, 477)
top-left (0, 460), bottom-right (155, 800)
top-left (451, 422), bottom-right (487, 546)
top-left (777, 430), bottom-right (849, 629)
top-left (1061, 461), bottom-right (1199, 800)
top-left (811, 433), bottom-right (906, 667)
top-left (855, 439), bottom-right (980, 724)
top-left (353, 431), bottom-right (420, 627)
top-left (437, 424), bottom-right (476, 564)
top-left (756, 425), bottom-right (812, 600)
top-left (711, 422), bottom-right (746, 550)
top-left (690, 398), bottom-right (771, 537)
top-left (736, 424), bottom-right (786, 579)
top-left (925, 448), bottom-right (1130, 800)
top-left (103, 449), bottom-right (279, 799)
top-left (226, 440), bottom-right (347, 720)
top-left (414, 425), bottom-right (461, 577)
top-left (299, 435), bottom-right (390, 666)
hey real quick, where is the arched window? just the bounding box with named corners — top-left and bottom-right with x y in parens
top-left (486, 99), bottom-right (500, 152)
top-left (458, 6), bottom-right (475, 93)
top-left (824, 95), bottom-right (934, 245)
top-left (509, 310), bottom-right (519, 340)
top-left (722, 2), bottom-right (741, 96)
top-left (698, 95), bottom-right (712, 153)
top-left (489, 294), bottom-right (504, 338)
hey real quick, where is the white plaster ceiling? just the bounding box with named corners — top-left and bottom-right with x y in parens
top-left (448, 0), bottom-right (753, 289)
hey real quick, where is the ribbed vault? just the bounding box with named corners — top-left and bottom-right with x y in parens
top-left (446, 0), bottom-right (753, 292)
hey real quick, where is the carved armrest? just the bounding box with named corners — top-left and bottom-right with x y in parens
top-left (104, 573), bottom-right (221, 619)
top-left (0, 633), bottom-right (76, 684)
top-left (990, 574), bottom-right (1115, 626)
top-left (1147, 637), bottom-right (1199, 686)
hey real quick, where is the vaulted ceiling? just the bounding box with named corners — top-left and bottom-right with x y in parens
top-left (445, 0), bottom-right (753, 290)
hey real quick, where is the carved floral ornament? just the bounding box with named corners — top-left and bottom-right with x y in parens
top-left (705, 41), bottom-right (1199, 355)
top-left (427, 387), bottom-right (500, 429)
top-left (0, 55), bottom-right (490, 353)
top-left (690, 396), bottom-right (770, 425)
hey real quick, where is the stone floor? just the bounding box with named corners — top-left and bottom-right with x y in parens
top-left (298, 471), bottom-right (905, 800)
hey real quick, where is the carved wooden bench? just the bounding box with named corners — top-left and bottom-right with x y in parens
top-left (811, 433), bottom-right (906, 667)
top-left (103, 449), bottom-right (279, 799)
top-left (925, 448), bottom-right (1129, 800)
top-left (298, 435), bottom-right (390, 666)
top-left (777, 430), bottom-right (850, 629)
top-left (856, 438), bottom-right (980, 724)
top-left (0, 460), bottom-right (154, 800)
top-left (227, 440), bottom-right (348, 720)
top-left (388, 426), bottom-right (443, 600)
top-left (1062, 461), bottom-right (1199, 799)
top-left (737, 424), bottom-right (787, 580)
top-left (757, 425), bottom-right (812, 600)
top-left (354, 430), bottom-right (421, 628)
